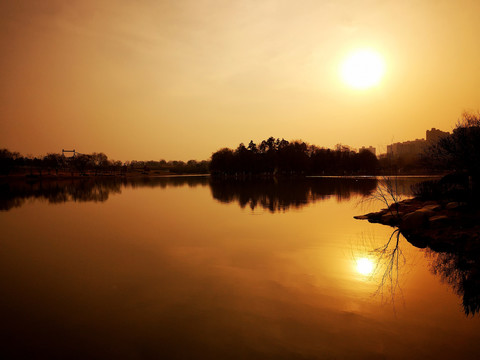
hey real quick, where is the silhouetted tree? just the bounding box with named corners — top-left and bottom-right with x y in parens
top-left (43, 153), bottom-right (65, 175)
top-left (427, 112), bottom-right (480, 175)
top-left (0, 149), bottom-right (21, 175)
top-left (71, 154), bottom-right (91, 175)
top-left (247, 140), bottom-right (258, 153)
top-left (210, 148), bottom-right (236, 175)
top-left (356, 149), bottom-right (379, 174)
top-left (91, 152), bottom-right (110, 175)
top-left (423, 112), bottom-right (480, 198)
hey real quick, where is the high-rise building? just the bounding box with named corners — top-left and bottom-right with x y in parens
top-left (426, 128), bottom-right (449, 144)
top-left (386, 128), bottom-right (449, 158)
top-left (387, 139), bottom-right (427, 158)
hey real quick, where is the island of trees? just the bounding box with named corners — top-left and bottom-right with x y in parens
top-left (210, 138), bottom-right (379, 176)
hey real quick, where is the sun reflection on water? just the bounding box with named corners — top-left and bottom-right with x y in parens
top-left (356, 257), bottom-right (374, 276)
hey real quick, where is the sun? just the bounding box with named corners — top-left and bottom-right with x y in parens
top-left (340, 50), bottom-right (385, 89)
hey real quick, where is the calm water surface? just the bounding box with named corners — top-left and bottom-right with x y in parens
top-left (1, 177), bottom-right (479, 359)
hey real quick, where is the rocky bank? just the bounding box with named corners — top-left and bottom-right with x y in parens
top-left (355, 198), bottom-right (480, 252)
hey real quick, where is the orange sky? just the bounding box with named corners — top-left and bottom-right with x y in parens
top-left (1, 0), bottom-right (479, 161)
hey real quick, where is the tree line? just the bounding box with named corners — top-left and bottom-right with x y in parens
top-left (2, 112), bottom-right (478, 179)
top-left (0, 150), bottom-right (209, 176)
top-left (210, 137), bottom-right (379, 176)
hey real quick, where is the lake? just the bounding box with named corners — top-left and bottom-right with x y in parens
top-left (1, 176), bottom-right (479, 359)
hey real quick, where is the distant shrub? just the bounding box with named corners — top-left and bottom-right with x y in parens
top-left (411, 180), bottom-right (442, 200)
top-left (412, 173), bottom-right (470, 201)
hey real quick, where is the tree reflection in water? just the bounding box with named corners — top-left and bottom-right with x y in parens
top-left (354, 229), bottom-right (407, 307)
top-left (4, 175), bottom-right (479, 316)
top-left (0, 176), bottom-right (209, 211)
top-left (364, 228), bottom-right (480, 316)
top-left (210, 177), bottom-right (378, 212)
top-left (1, 176), bottom-right (375, 212)
top-left (371, 229), bottom-right (406, 302)
top-left (426, 249), bottom-right (480, 316)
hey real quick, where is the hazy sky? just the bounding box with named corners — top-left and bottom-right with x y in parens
top-left (1, 0), bottom-right (479, 161)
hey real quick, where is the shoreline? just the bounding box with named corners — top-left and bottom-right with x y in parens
top-left (0, 172), bottom-right (210, 181)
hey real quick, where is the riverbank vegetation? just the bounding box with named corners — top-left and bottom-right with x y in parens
top-left (0, 150), bottom-right (209, 177)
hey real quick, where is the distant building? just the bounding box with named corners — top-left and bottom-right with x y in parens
top-left (387, 139), bottom-right (427, 158)
top-left (426, 128), bottom-right (449, 144)
top-left (386, 128), bottom-right (449, 158)
top-left (359, 146), bottom-right (376, 156)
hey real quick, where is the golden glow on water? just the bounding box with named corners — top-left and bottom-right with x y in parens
top-left (355, 257), bottom-right (374, 276)
top-left (1, 178), bottom-right (480, 359)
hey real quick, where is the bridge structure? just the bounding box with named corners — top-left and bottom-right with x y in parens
top-left (62, 149), bottom-right (85, 157)
top-left (62, 149), bottom-right (76, 157)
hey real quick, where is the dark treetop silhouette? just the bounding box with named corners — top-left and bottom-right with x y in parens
top-left (210, 137), bottom-right (379, 176)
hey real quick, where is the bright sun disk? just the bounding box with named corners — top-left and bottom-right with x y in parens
top-left (340, 50), bottom-right (385, 89)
